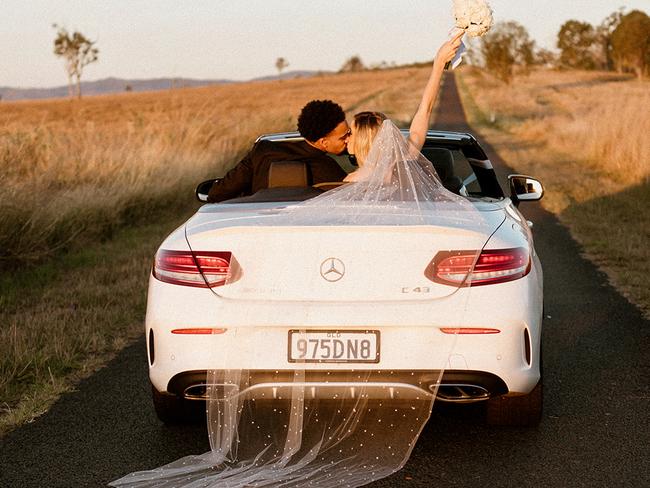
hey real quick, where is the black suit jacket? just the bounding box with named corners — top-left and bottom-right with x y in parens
top-left (207, 140), bottom-right (346, 202)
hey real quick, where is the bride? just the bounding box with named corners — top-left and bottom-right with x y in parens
top-left (344, 29), bottom-right (464, 182)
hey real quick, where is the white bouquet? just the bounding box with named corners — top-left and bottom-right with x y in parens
top-left (453, 0), bottom-right (493, 37)
top-left (444, 0), bottom-right (493, 69)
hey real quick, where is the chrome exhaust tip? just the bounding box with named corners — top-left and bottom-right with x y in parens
top-left (184, 384), bottom-right (209, 400)
top-left (432, 383), bottom-right (490, 403)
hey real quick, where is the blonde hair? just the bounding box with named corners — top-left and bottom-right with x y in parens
top-left (351, 111), bottom-right (387, 165)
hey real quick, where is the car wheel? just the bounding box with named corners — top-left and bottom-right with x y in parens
top-left (486, 377), bottom-right (543, 427)
top-left (151, 384), bottom-right (206, 424)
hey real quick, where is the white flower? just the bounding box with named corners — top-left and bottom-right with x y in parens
top-left (453, 0), bottom-right (494, 37)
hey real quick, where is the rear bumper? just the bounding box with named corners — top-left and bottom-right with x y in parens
top-left (146, 264), bottom-right (542, 399)
top-left (167, 369), bottom-right (509, 404)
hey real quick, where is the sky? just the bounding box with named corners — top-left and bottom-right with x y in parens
top-left (1, 0), bottom-right (648, 88)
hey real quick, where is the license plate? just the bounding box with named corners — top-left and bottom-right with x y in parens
top-left (288, 330), bottom-right (380, 363)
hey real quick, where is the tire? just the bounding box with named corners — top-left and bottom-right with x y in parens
top-left (151, 384), bottom-right (206, 424)
top-left (486, 377), bottom-right (543, 427)
top-left (151, 384), bottom-right (186, 424)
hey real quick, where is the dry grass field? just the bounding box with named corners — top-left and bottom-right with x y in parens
top-left (0, 68), bottom-right (431, 267)
top-left (0, 66), bottom-right (436, 433)
top-left (456, 66), bottom-right (650, 317)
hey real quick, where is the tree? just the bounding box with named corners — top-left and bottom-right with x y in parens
top-left (481, 39), bottom-right (515, 83)
top-left (611, 10), bottom-right (650, 78)
top-left (339, 55), bottom-right (366, 73)
top-left (557, 20), bottom-right (598, 69)
top-left (596, 8), bottom-right (625, 70)
top-left (480, 21), bottom-right (535, 83)
top-left (52, 24), bottom-right (98, 99)
top-left (275, 57), bottom-right (289, 76)
top-left (534, 48), bottom-right (557, 67)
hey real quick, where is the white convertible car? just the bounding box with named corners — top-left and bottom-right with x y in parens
top-left (145, 130), bottom-right (544, 427)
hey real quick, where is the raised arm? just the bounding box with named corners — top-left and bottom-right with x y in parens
top-left (407, 30), bottom-right (464, 151)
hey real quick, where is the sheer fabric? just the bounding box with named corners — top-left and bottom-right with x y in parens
top-left (111, 121), bottom-right (490, 487)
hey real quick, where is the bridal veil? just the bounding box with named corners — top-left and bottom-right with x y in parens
top-left (110, 120), bottom-right (491, 487)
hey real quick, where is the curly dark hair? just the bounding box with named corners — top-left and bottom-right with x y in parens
top-left (297, 100), bottom-right (346, 142)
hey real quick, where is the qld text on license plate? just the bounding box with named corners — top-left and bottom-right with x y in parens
top-left (288, 330), bottom-right (380, 363)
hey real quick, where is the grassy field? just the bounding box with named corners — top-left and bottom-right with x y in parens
top-left (0, 68), bottom-right (431, 268)
top-left (0, 66), bottom-right (436, 434)
top-left (456, 66), bottom-right (650, 318)
top-left (0, 207), bottom-right (191, 434)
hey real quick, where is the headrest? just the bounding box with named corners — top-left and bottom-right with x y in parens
top-left (421, 147), bottom-right (464, 194)
top-left (422, 147), bottom-right (454, 182)
top-left (268, 161), bottom-right (311, 188)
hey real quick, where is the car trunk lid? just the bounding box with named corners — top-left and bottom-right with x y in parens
top-left (185, 205), bottom-right (504, 302)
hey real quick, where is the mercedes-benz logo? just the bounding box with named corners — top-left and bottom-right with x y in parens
top-left (320, 257), bottom-right (345, 282)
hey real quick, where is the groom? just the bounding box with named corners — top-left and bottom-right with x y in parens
top-left (207, 100), bottom-right (350, 202)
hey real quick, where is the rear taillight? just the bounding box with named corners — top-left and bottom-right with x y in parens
top-left (153, 249), bottom-right (232, 288)
top-left (425, 247), bottom-right (530, 286)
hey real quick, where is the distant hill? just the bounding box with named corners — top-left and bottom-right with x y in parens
top-left (251, 70), bottom-right (327, 82)
top-left (0, 70), bottom-right (323, 101)
top-left (0, 77), bottom-right (232, 101)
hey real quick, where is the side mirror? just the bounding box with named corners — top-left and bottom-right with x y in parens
top-left (508, 174), bottom-right (544, 205)
top-left (195, 179), bottom-right (218, 202)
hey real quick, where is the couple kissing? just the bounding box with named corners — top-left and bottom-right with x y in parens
top-left (207, 31), bottom-right (464, 203)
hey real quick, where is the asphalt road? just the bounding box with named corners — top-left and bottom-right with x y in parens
top-left (1, 74), bottom-right (648, 488)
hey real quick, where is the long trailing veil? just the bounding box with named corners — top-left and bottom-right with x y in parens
top-left (110, 120), bottom-right (490, 487)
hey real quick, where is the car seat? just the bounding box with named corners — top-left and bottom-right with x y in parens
top-left (223, 161), bottom-right (322, 203)
top-left (421, 147), bottom-right (464, 195)
top-left (267, 161), bottom-right (312, 188)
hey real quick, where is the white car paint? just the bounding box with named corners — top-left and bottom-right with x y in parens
top-left (145, 131), bottom-right (544, 424)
